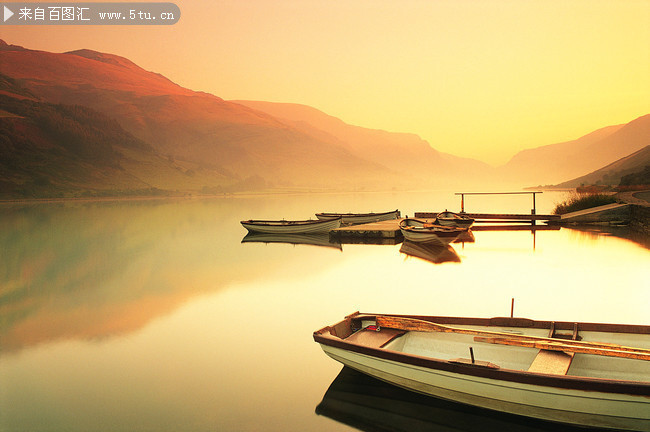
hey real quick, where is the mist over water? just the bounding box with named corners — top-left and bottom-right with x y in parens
top-left (1, 191), bottom-right (648, 431)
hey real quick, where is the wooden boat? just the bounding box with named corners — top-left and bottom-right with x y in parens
top-left (240, 232), bottom-right (342, 250)
top-left (399, 218), bottom-right (466, 244)
top-left (240, 217), bottom-right (341, 234)
top-left (314, 312), bottom-right (650, 431)
top-left (399, 240), bottom-right (460, 264)
top-left (315, 209), bottom-right (400, 225)
top-left (317, 367), bottom-right (593, 432)
top-left (436, 210), bottom-right (475, 228)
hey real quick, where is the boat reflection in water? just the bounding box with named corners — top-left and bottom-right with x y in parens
top-left (453, 229), bottom-right (475, 244)
top-left (241, 232), bottom-right (342, 250)
top-left (316, 367), bottom-right (611, 432)
top-left (399, 240), bottom-right (460, 264)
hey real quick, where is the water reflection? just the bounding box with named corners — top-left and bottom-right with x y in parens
top-left (241, 232), bottom-right (342, 250)
top-left (453, 229), bottom-right (476, 243)
top-left (399, 241), bottom-right (460, 264)
top-left (317, 367), bottom-right (612, 432)
top-left (334, 237), bottom-right (402, 245)
top-left (3, 197), bottom-right (647, 356)
top-left (564, 225), bottom-right (650, 250)
top-left (0, 199), bottom-right (316, 354)
top-left (471, 224), bottom-right (560, 232)
top-left (0, 192), bottom-right (648, 432)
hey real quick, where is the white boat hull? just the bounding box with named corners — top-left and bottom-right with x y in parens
top-left (400, 229), bottom-right (457, 245)
top-left (399, 218), bottom-right (465, 244)
top-left (240, 218), bottom-right (341, 234)
top-left (321, 344), bottom-right (649, 431)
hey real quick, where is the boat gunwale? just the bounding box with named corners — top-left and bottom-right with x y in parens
top-left (437, 210), bottom-right (474, 220)
top-left (241, 217), bottom-right (342, 226)
top-left (313, 313), bottom-right (650, 396)
top-left (399, 218), bottom-right (467, 233)
top-left (315, 209), bottom-right (399, 219)
top-left (401, 227), bottom-right (466, 238)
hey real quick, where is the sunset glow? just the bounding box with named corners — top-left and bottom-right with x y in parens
top-left (2, 0), bottom-right (649, 165)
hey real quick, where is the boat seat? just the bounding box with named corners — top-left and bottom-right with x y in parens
top-left (345, 327), bottom-right (405, 348)
top-left (528, 349), bottom-right (574, 375)
top-left (527, 322), bottom-right (578, 375)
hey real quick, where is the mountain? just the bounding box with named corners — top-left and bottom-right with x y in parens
top-left (232, 100), bottom-right (493, 185)
top-left (501, 115), bottom-right (650, 186)
top-left (3, 39), bottom-right (646, 197)
top-left (620, 165), bottom-right (650, 188)
top-left (0, 73), bottom-right (241, 198)
top-left (555, 145), bottom-right (650, 189)
top-left (0, 40), bottom-right (395, 195)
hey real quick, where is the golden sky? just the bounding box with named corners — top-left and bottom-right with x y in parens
top-left (2, 0), bottom-right (649, 165)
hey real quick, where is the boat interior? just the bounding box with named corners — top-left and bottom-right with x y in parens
top-left (322, 314), bottom-right (650, 383)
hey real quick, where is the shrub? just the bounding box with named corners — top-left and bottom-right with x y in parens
top-left (552, 191), bottom-right (617, 215)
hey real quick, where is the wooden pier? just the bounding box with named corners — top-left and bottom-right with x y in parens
top-left (330, 219), bottom-right (403, 243)
top-left (330, 191), bottom-right (563, 243)
top-left (414, 212), bottom-right (560, 223)
top-left (416, 191), bottom-right (561, 223)
top-left (330, 212), bottom-right (560, 243)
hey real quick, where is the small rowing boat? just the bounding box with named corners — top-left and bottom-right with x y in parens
top-left (314, 312), bottom-right (650, 431)
top-left (316, 367), bottom-right (593, 432)
top-left (315, 209), bottom-right (400, 225)
top-left (240, 217), bottom-right (341, 234)
top-left (399, 218), bottom-right (467, 244)
top-left (436, 210), bottom-right (475, 228)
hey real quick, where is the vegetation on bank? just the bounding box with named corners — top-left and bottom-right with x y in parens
top-left (552, 192), bottom-right (617, 215)
top-left (619, 165), bottom-right (650, 188)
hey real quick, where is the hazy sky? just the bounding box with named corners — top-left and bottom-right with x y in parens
top-left (2, 0), bottom-right (649, 165)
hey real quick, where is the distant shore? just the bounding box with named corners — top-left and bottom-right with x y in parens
top-left (0, 187), bottom-right (408, 205)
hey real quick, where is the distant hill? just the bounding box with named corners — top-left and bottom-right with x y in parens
top-left (2, 39), bottom-right (648, 197)
top-left (0, 74), bottom-right (233, 198)
top-left (555, 145), bottom-right (650, 189)
top-left (620, 165), bottom-right (650, 187)
top-left (231, 100), bottom-right (493, 185)
top-left (501, 115), bottom-right (650, 185)
top-left (0, 40), bottom-right (395, 195)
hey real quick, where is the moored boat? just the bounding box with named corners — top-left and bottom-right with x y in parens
top-left (399, 218), bottom-right (467, 244)
top-left (313, 312), bottom-right (650, 431)
top-left (240, 217), bottom-right (341, 234)
top-left (436, 210), bottom-right (475, 228)
top-left (316, 367), bottom-right (593, 432)
top-left (315, 209), bottom-right (400, 225)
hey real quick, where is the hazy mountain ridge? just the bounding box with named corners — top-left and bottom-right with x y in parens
top-left (501, 115), bottom-right (650, 186)
top-left (556, 145), bottom-right (650, 188)
top-left (0, 40), bottom-right (403, 193)
top-left (1, 39), bottom-right (648, 198)
top-left (0, 76), bottom-right (239, 198)
top-left (232, 100), bottom-right (493, 183)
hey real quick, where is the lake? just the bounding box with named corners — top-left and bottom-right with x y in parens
top-left (1, 191), bottom-right (648, 431)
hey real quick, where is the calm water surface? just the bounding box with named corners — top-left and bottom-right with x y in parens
top-left (1, 191), bottom-right (648, 431)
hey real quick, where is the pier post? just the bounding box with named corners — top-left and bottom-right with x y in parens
top-left (531, 193), bottom-right (537, 226)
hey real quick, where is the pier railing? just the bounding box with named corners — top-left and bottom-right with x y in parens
top-left (455, 191), bottom-right (542, 214)
top-left (414, 191), bottom-right (560, 224)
